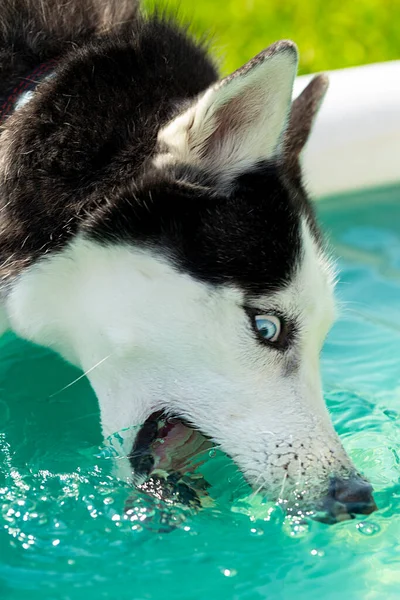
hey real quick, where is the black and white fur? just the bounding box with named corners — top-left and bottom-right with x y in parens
top-left (0, 0), bottom-right (375, 518)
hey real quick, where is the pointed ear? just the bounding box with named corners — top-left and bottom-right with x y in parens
top-left (284, 74), bottom-right (329, 178)
top-left (158, 41), bottom-right (298, 184)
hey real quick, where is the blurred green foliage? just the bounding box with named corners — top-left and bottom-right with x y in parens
top-left (144, 0), bottom-right (400, 75)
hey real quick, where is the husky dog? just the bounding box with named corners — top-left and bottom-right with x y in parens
top-left (0, 0), bottom-right (376, 521)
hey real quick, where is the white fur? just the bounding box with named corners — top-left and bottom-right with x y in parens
top-left (158, 44), bottom-right (298, 185)
top-left (14, 90), bottom-right (35, 111)
top-left (4, 219), bottom-right (355, 500)
top-left (0, 43), bottom-right (354, 501)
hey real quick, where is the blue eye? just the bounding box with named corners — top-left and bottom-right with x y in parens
top-left (254, 315), bottom-right (281, 342)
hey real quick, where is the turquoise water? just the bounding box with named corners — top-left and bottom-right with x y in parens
top-left (1, 186), bottom-right (400, 600)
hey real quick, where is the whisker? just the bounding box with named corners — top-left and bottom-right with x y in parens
top-left (211, 459), bottom-right (238, 476)
top-left (232, 479), bottom-right (251, 496)
top-left (261, 488), bottom-right (270, 505)
top-left (248, 471), bottom-right (264, 500)
top-left (68, 411), bottom-right (102, 423)
top-left (279, 472), bottom-right (288, 500)
top-left (250, 476), bottom-right (267, 501)
top-left (49, 354), bottom-right (112, 398)
top-left (297, 455), bottom-right (302, 486)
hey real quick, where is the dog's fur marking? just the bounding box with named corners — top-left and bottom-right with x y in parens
top-left (0, 0), bottom-right (367, 505)
top-left (158, 41), bottom-right (298, 186)
top-left (6, 220), bottom-right (350, 498)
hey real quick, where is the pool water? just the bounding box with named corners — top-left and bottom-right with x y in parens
top-left (1, 186), bottom-right (400, 600)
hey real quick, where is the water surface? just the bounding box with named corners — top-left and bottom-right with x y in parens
top-left (1, 186), bottom-right (400, 599)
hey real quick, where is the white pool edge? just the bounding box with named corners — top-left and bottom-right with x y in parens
top-left (294, 60), bottom-right (400, 199)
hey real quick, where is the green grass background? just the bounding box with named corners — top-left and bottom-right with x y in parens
top-left (145, 0), bottom-right (400, 75)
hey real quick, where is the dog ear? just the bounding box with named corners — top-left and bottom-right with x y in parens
top-left (284, 74), bottom-right (329, 179)
top-left (158, 41), bottom-right (298, 185)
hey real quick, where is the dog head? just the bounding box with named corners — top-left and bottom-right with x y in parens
top-left (5, 38), bottom-right (375, 520)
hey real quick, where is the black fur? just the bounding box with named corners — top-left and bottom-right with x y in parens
top-left (0, 0), bottom-right (318, 297)
top-left (88, 163), bottom-right (302, 294)
top-left (0, 0), bottom-right (139, 101)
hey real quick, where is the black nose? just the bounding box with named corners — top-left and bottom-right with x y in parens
top-left (319, 475), bottom-right (377, 523)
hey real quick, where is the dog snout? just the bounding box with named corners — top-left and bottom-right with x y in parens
top-left (318, 475), bottom-right (377, 523)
